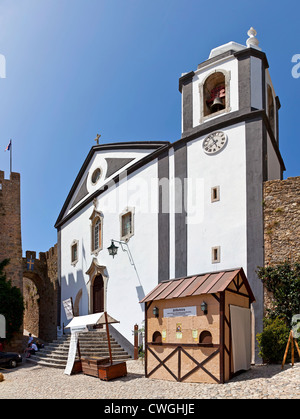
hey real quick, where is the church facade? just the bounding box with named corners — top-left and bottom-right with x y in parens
top-left (55, 29), bottom-right (285, 360)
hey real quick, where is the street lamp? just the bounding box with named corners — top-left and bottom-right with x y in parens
top-left (107, 240), bottom-right (119, 258)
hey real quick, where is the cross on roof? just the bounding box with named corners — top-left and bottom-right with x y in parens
top-left (94, 133), bottom-right (101, 145)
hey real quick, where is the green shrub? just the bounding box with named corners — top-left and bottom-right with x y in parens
top-left (0, 259), bottom-right (24, 342)
top-left (257, 262), bottom-right (300, 325)
top-left (257, 317), bottom-right (292, 363)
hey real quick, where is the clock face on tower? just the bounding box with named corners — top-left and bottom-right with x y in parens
top-left (202, 131), bottom-right (227, 154)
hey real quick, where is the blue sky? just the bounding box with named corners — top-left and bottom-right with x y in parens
top-left (0, 0), bottom-right (299, 254)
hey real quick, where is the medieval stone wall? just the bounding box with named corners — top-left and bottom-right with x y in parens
top-left (263, 176), bottom-right (300, 314)
top-left (0, 171), bottom-right (23, 351)
top-left (264, 176), bottom-right (300, 265)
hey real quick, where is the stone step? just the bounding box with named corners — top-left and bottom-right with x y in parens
top-left (26, 330), bottom-right (132, 369)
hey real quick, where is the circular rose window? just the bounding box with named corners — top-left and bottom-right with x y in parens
top-left (91, 168), bottom-right (101, 185)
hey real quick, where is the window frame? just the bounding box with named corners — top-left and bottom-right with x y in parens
top-left (71, 239), bottom-right (79, 266)
top-left (212, 246), bottom-right (221, 264)
top-left (89, 209), bottom-right (104, 255)
top-left (211, 186), bottom-right (220, 203)
top-left (120, 207), bottom-right (135, 242)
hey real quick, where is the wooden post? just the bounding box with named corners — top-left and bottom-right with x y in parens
top-left (104, 312), bottom-right (113, 365)
top-left (134, 324), bottom-right (139, 360)
top-left (294, 338), bottom-right (300, 359)
top-left (281, 330), bottom-right (293, 370)
top-left (291, 332), bottom-right (294, 367)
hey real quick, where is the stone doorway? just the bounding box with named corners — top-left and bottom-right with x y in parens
top-left (93, 274), bottom-right (104, 313)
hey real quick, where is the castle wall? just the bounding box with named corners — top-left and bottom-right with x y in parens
top-left (264, 176), bottom-right (300, 265)
top-left (0, 171), bottom-right (23, 351)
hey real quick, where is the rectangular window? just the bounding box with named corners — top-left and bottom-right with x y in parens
top-left (71, 241), bottom-right (78, 265)
top-left (212, 246), bottom-right (220, 263)
top-left (211, 186), bottom-right (220, 202)
top-left (122, 212), bottom-right (132, 238)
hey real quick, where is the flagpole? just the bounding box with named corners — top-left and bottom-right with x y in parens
top-left (10, 139), bottom-right (12, 175)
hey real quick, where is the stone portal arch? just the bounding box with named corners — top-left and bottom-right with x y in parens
top-left (86, 258), bottom-right (109, 314)
top-left (23, 248), bottom-right (58, 342)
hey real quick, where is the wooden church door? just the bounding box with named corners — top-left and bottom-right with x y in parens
top-left (93, 274), bottom-right (104, 314)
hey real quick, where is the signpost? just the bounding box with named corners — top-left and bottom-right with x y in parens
top-left (281, 314), bottom-right (300, 370)
top-left (0, 314), bottom-right (5, 339)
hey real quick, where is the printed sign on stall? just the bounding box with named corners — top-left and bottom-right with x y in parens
top-left (163, 306), bottom-right (197, 318)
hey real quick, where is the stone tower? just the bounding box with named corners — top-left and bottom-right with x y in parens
top-left (0, 170), bottom-right (23, 350)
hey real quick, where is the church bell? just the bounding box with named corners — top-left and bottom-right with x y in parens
top-left (210, 97), bottom-right (225, 112)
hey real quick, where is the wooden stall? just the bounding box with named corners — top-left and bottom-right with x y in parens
top-left (140, 268), bottom-right (255, 384)
top-left (65, 312), bottom-right (127, 380)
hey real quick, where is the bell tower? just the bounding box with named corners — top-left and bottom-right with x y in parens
top-left (177, 28), bottom-right (285, 361)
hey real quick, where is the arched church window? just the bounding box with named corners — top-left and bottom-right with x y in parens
top-left (89, 208), bottom-right (104, 255)
top-left (92, 217), bottom-right (102, 252)
top-left (203, 72), bottom-right (226, 117)
top-left (267, 85), bottom-right (275, 135)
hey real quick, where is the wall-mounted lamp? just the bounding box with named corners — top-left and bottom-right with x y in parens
top-left (201, 301), bottom-right (208, 315)
top-left (153, 306), bottom-right (159, 318)
top-left (107, 240), bottom-right (119, 258)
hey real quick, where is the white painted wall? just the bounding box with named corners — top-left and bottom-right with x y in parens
top-left (60, 157), bottom-right (160, 343)
top-left (186, 122), bottom-right (247, 275)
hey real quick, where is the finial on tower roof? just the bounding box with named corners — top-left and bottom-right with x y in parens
top-left (246, 27), bottom-right (261, 50)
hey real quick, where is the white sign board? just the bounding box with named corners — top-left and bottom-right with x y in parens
top-left (0, 314), bottom-right (5, 339)
top-left (163, 306), bottom-right (197, 318)
top-left (292, 314), bottom-right (300, 339)
top-left (63, 298), bottom-right (74, 321)
top-left (64, 332), bottom-right (79, 375)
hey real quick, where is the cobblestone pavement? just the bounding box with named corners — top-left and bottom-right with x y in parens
top-left (0, 358), bottom-right (299, 399)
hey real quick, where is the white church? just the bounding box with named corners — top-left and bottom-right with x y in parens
top-left (55, 28), bottom-right (285, 361)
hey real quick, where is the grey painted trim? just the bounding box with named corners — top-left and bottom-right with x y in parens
top-left (237, 53), bottom-right (251, 110)
top-left (245, 118), bottom-right (265, 361)
top-left (70, 173), bottom-right (89, 209)
top-left (158, 150), bottom-right (170, 283)
top-left (261, 60), bottom-right (266, 111)
top-left (179, 71), bottom-right (194, 133)
top-left (105, 157), bottom-right (135, 179)
top-left (174, 144), bottom-right (187, 278)
top-left (262, 125), bottom-right (268, 182)
top-left (196, 50), bottom-right (239, 71)
top-left (234, 48), bottom-right (269, 69)
top-left (182, 79), bottom-right (193, 133)
top-left (178, 71), bottom-right (194, 92)
top-left (108, 323), bottom-right (134, 358)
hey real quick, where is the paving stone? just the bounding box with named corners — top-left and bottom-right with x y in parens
top-left (0, 359), bottom-right (299, 399)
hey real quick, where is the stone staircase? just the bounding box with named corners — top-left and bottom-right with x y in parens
top-left (26, 330), bottom-right (132, 369)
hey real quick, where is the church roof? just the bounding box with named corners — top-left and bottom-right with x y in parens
top-left (54, 141), bottom-right (170, 229)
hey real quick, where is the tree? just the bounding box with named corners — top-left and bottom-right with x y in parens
top-left (257, 262), bottom-right (300, 325)
top-left (0, 259), bottom-right (24, 342)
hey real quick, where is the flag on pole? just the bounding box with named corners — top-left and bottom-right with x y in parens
top-left (4, 139), bottom-right (12, 174)
top-left (5, 139), bottom-right (11, 151)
